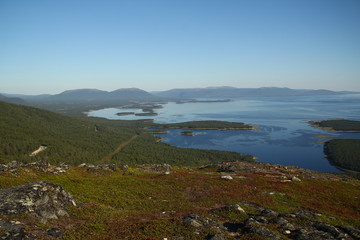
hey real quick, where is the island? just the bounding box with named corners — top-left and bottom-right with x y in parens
top-left (154, 120), bottom-right (256, 130)
top-left (324, 139), bottom-right (360, 173)
top-left (309, 119), bottom-right (360, 132)
top-left (116, 112), bottom-right (135, 116)
top-left (175, 99), bottom-right (232, 104)
top-left (180, 130), bottom-right (196, 136)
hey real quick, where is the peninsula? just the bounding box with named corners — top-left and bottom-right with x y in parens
top-left (309, 119), bottom-right (360, 132)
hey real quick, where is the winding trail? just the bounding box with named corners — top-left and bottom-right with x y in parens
top-left (100, 135), bottom-right (138, 163)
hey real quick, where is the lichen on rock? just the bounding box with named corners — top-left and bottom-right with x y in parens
top-left (0, 180), bottom-right (76, 222)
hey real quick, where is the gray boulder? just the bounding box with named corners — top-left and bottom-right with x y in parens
top-left (0, 180), bottom-right (76, 222)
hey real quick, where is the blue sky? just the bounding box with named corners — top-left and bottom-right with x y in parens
top-left (1, 0), bottom-right (359, 94)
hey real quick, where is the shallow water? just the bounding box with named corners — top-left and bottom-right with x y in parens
top-left (88, 94), bottom-right (360, 172)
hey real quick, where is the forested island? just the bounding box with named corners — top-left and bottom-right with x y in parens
top-left (324, 139), bottom-right (360, 173)
top-left (309, 119), bottom-right (360, 132)
top-left (116, 112), bottom-right (135, 116)
top-left (153, 120), bottom-right (256, 130)
top-left (180, 130), bottom-right (196, 136)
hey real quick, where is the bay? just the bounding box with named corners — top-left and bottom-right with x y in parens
top-left (88, 94), bottom-right (360, 172)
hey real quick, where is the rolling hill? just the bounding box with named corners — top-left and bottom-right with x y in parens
top-left (0, 93), bottom-right (26, 105)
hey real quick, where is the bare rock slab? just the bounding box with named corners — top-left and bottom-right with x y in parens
top-left (0, 180), bottom-right (76, 222)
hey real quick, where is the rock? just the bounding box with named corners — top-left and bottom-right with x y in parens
top-left (261, 209), bottom-right (278, 217)
top-left (0, 161), bottom-right (68, 174)
top-left (313, 222), bottom-right (343, 238)
top-left (0, 180), bottom-right (76, 222)
top-left (120, 165), bottom-right (129, 170)
top-left (183, 214), bottom-right (203, 228)
top-left (340, 225), bottom-right (360, 239)
top-left (218, 165), bottom-right (238, 172)
top-left (0, 220), bottom-right (28, 240)
top-left (138, 164), bottom-right (172, 174)
top-left (84, 164), bottom-right (117, 172)
top-left (46, 228), bottom-right (63, 237)
top-left (271, 217), bottom-right (289, 225)
top-left (220, 204), bottom-right (246, 214)
top-left (254, 216), bottom-right (267, 223)
top-left (291, 176), bottom-right (301, 182)
top-left (246, 225), bottom-right (283, 240)
top-left (208, 233), bottom-right (225, 240)
top-left (182, 214), bottom-right (221, 230)
top-left (220, 175), bottom-right (233, 180)
top-left (295, 231), bottom-right (336, 240)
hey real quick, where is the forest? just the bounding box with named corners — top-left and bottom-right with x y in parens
top-left (324, 139), bottom-right (360, 172)
top-left (0, 101), bottom-right (253, 166)
top-left (310, 119), bottom-right (360, 132)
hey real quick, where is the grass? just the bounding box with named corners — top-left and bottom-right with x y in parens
top-left (0, 166), bottom-right (359, 239)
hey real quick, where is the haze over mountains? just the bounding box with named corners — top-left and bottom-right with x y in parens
top-left (152, 86), bottom-right (355, 99)
top-left (2, 87), bottom-right (357, 105)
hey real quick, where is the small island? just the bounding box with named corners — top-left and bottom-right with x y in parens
top-left (309, 119), bottom-right (360, 132)
top-left (116, 112), bottom-right (135, 116)
top-left (135, 112), bottom-right (158, 116)
top-left (180, 130), bottom-right (196, 136)
top-left (155, 120), bottom-right (256, 130)
top-left (175, 99), bottom-right (232, 104)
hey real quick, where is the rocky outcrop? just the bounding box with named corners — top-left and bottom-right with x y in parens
top-left (0, 161), bottom-right (69, 175)
top-left (0, 220), bottom-right (64, 240)
top-left (200, 161), bottom-right (352, 181)
top-left (137, 164), bottom-right (172, 174)
top-left (78, 163), bottom-right (117, 172)
top-left (0, 220), bottom-right (29, 240)
top-left (0, 181), bottom-right (76, 222)
top-left (182, 202), bottom-right (360, 239)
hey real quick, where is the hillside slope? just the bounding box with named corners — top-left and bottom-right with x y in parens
top-left (0, 101), bottom-right (136, 164)
top-left (0, 101), bottom-right (251, 166)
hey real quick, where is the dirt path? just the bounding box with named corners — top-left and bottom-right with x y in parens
top-left (100, 135), bottom-right (138, 163)
top-left (30, 145), bottom-right (47, 156)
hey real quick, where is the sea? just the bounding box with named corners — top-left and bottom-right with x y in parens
top-left (88, 94), bottom-right (360, 173)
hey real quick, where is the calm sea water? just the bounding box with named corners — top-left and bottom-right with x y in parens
top-left (88, 94), bottom-right (360, 173)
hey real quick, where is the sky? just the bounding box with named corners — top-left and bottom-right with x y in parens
top-left (1, 0), bottom-right (360, 95)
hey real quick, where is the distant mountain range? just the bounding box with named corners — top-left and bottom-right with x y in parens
top-left (0, 93), bottom-right (26, 105)
top-left (152, 87), bottom-right (356, 99)
top-left (2, 88), bottom-right (161, 105)
top-left (39, 88), bottom-right (160, 103)
top-left (1, 87), bottom-right (357, 106)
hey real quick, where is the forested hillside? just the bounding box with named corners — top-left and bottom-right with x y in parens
top-left (0, 101), bottom-right (136, 164)
top-left (0, 101), bottom-right (252, 165)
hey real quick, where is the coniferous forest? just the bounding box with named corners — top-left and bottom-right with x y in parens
top-left (0, 101), bottom-right (252, 165)
top-left (324, 139), bottom-right (360, 172)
